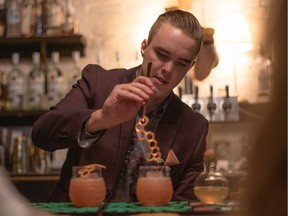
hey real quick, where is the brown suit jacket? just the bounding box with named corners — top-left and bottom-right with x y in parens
top-left (32, 64), bottom-right (208, 202)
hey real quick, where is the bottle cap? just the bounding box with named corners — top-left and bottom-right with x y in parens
top-left (204, 148), bottom-right (217, 161)
top-left (72, 51), bottom-right (80, 62)
top-left (51, 51), bottom-right (60, 63)
top-left (32, 52), bottom-right (40, 64)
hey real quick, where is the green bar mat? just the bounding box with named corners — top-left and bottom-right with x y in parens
top-left (31, 202), bottom-right (99, 214)
top-left (104, 201), bottom-right (192, 213)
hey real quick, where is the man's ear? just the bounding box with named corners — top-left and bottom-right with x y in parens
top-left (141, 39), bottom-right (148, 56)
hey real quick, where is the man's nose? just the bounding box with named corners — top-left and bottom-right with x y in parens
top-left (162, 61), bottom-right (174, 73)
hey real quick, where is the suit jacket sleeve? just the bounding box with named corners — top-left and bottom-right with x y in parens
top-left (31, 64), bottom-right (122, 151)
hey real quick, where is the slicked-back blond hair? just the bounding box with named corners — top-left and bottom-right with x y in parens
top-left (148, 10), bottom-right (203, 59)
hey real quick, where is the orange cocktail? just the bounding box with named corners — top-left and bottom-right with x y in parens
top-left (136, 166), bottom-right (173, 206)
top-left (69, 165), bottom-right (106, 207)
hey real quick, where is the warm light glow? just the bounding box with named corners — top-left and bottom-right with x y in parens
top-left (215, 13), bottom-right (253, 53)
top-left (214, 13), bottom-right (253, 95)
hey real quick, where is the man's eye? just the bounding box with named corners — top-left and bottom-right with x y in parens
top-left (156, 51), bottom-right (168, 59)
top-left (176, 61), bottom-right (188, 68)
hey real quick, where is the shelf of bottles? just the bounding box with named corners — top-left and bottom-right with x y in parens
top-left (0, 0), bottom-right (85, 59)
top-left (0, 34), bottom-right (86, 59)
top-left (0, 50), bottom-right (82, 123)
top-left (0, 0), bottom-right (85, 125)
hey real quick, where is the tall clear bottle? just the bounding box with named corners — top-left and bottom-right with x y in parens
top-left (47, 51), bottom-right (64, 108)
top-left (68, 50), bottom-right (81, 90)
top-left (0, 70), bottom-right (9, 110)
top-left (5, 0), bottom-right (21, 37)
top-left (250, 45), bottom-right (273, 103)
top-left (62, 0), bottom-right (77, 35)
top-left (31, 0), bottom-right (45, 36)
top-left (27, 52), bottom-right (45, 110)
top-left (21, 0), bottom-right (33, 37)
top-left (0, 0), bottom-right (6, 37)
top-left (7, 52), bottom-right (25, 111)
top-left (44, 0), bottom-right (64, 36)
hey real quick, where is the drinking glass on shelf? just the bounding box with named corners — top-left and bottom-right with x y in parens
top-left (136, 165), bottom-right (173, 206)
top-left (69, 165), bottom-right (106, 207)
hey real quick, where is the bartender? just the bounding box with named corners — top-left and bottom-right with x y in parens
top-left (32, 9), bottom-right (218, 203)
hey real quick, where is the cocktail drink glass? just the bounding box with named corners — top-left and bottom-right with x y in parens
top-left (136, 165), bottom-right (173, 206)
top-left (69, 165), bottom-right (106, 207)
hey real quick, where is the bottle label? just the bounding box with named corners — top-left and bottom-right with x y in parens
top-left (7, 11), bottom-right (21, 24)
top-left (47, 77), bottom-right (63, 106)
top-left (258, 68), bottom-right (269, 95)
top-left (28, 77), bottom-right (44, 93)
top-left (27, 92), bottom-right (42, 109)
top-left (46, 4), bottom-right (63, 28)
top-left (27, 77), bottom-right (44, 109)
top-left (48, 77), bottom-right (63, 93)
top-left (8, 78), bottom-right (24, 109)
top-left (8, 78), bottom-right (24, 95)
top-left (9, 95), bottom-right (23, 110)
top-left (21, 7), bottom-right (32, 36)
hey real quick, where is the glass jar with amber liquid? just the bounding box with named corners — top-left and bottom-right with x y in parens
top-left (194, 149), bottom-right (229, 204)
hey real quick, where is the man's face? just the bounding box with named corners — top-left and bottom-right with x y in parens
top-left (141, 23), bottom-right (199, 99)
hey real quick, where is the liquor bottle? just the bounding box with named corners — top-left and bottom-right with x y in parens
top-left (21, 0), bottom-right (33, 37)
top-left (32, 146), bottom-right (51, 174)
top-left (68, 50), bottom-right (81, 89)
top-left (7, 52), bottom-right (25, 111)
top-left (31, 0), bottom-right (45, 36)
top-left (250, 45), bottom-right (273, 103)
top-left (47, 51), bottom-right (64, 107)
top-left (0, 0), bottom-right (6, 37)
top-left (27, 52), bottom-right (45, 110)
top-left (194, 148), bottom-right (229, 204)
top-left (62, 0), bottom-right (77, 35)
top-left (5, 0), bottom-right (21, 37)
top-left (44, 0), bottom-right (64, 36)
top-left (0, 70), bottom-right (9, 110)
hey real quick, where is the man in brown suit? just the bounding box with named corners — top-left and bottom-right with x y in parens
top-left (32, 10), bottom-right (208, 202)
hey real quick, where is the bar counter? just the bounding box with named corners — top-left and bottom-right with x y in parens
top-left (31, 201), bottom-right (240, 216)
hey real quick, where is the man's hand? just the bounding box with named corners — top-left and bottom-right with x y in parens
top-left (86, 76), bottom-right (154, 133)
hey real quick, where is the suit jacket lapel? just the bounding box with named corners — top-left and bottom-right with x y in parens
top-left (157, 94), bottom-right (182, 162)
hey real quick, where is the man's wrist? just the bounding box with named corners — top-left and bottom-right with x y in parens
top-left (86, 109), bottom-right (109, 133)
top-left (78, 121), bottom-right (105, 148)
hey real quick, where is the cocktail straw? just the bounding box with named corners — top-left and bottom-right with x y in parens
top-left (142, 62), bottom-right (152, 117)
